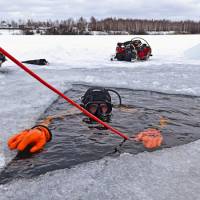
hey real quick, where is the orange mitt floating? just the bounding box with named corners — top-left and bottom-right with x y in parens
top-left (134, 128), bottom-right (163, 149)
top-left (8, 125), bottom-right (52, 153)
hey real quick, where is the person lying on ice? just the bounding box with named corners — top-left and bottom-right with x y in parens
top-left (8, 87), bottom-right (164, 154)
top-left (0, 52), bottom-right (6, 67)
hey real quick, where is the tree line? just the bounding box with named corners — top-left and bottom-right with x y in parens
top-left (1, 17), bottom-right (200, 34)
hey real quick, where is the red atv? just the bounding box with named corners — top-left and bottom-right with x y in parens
top-left (111, 37), bottom-right (152, 62)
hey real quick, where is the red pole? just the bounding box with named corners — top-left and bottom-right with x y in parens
top-left (0, 47), bottom-right (129, 140)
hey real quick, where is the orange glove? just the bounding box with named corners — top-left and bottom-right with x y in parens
top-left (8, 125), bottom-right (52, 153)
top-left (134, 128), bottom-right (163, 149)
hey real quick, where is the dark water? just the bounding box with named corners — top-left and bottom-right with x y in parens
top-left (1, 84), bottom-right (200, 184)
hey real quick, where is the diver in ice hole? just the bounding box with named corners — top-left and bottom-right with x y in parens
top-left (8, 87), bottom-right (164, 154)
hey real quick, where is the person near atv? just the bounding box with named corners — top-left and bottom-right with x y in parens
top-left (0, 53), bottom-right (6, 67)
top-left (7, 87), bottom-right (163, 154)
top-left (115, 41), bottom-right (137, 62)
top-left (132, 40), bottom-right (151, 60)
top-left (115, 43), bottom-right (126, 61)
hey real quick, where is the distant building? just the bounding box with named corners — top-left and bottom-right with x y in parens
top-left (0, 21), bottom-right (10, 28)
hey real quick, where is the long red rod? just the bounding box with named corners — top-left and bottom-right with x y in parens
top-left (0, 47), bottom-right (129, 140)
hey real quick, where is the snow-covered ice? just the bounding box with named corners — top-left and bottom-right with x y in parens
top-left (1, 140), bottom-right (200, 200)
top-left (1, 35), bottom-right (200, 199)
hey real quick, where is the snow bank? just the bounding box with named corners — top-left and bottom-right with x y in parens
top-left (184, 43), bottom-right (200, 60)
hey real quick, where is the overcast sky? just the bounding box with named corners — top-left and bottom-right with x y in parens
top-left (0, 0), bottom-right (200, 21)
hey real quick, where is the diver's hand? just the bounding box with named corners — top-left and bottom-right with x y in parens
top-left (134, 128), bottom-right (163, 149)
top-left (8, 125), bottom-right (52, 153)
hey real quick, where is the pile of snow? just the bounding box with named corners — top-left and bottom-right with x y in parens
top-left (184, 43), bottom-right (200, 60)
